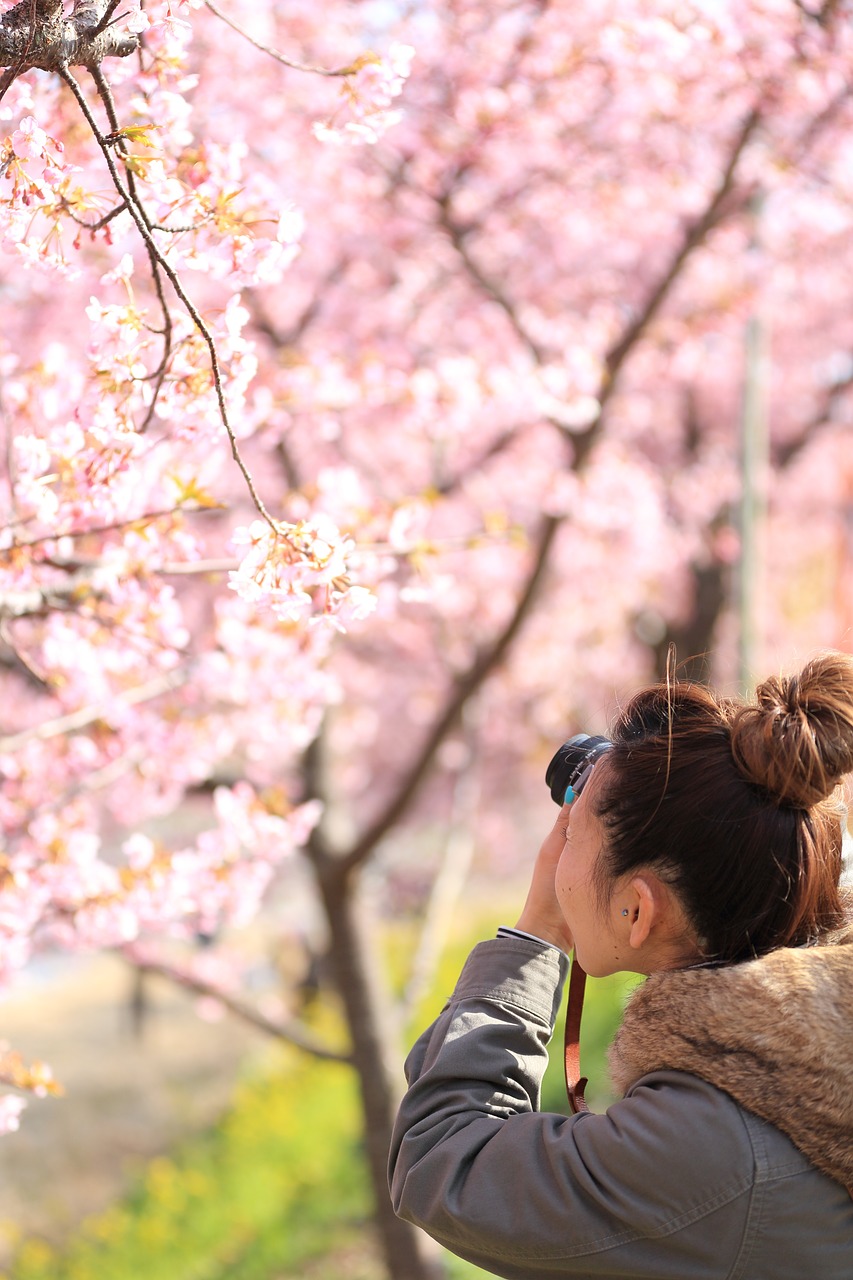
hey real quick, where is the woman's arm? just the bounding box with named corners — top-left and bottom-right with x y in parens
top-left (389, 935), bottom-right (755, 1279)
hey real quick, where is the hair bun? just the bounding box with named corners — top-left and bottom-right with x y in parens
top-left (729, 652), bottom-right (853, 808)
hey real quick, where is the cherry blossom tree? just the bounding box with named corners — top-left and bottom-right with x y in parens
top-left (3, 2), bottom-right (853, 1276)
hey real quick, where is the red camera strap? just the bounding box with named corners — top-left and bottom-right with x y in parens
top-left (564, 958), bottom-right (590, 1114)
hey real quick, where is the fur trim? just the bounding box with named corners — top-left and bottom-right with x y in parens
top-left (609, 930), bottom-right (853, 1191)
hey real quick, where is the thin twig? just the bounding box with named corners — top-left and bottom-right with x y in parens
top-left (87, 64), bottom-right (173, 431)
top-left (61, 198), bottom-right (127, 230)
top-left (91, 0), bottom-right (125, 37)
top-left (157, 558), bottom-right (236, 575)
top-left (8, 504), bottom-right (220, 550)
top-left (150, 213), bottom-right (215, 235)
top-left (202, 0), bottom-right (360, 77)
top-left (60, 64), bottom-right (277, 528)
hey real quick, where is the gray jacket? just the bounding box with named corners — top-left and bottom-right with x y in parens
top-left (388, 936), bottom-right (853, 1279)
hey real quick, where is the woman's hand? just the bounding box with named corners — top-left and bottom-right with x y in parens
top-left (515, 805), bottom-right (574, 953)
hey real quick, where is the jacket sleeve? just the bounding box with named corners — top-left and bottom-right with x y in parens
top-left (388, 935), bottom-right (757, 1280)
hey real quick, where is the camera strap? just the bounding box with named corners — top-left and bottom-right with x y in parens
top-left (564, 957), bottom-right (590, 1114)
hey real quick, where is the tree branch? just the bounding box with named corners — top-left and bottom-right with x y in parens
top-left (436, 196), bottom-right (548, 364)
top-left (774, 370), bottom-right (852, 469)
top-left (562, 105), bottom-right (762, 474)
top-left (333, 108), bottom-right (767, 879)
top-left (0, 0), bottom-right (138, 69)
top-left (10, 503), bottom-right (221, 549)
top-left (92, 0), bottom-right (124, 37)
top-left (435, 422), bottom-right (530, 496)
top-left (338, 512), bottom-right (561, 874)
top-left (87, 64), bottom-right (174, 432)
top-left (59, 65), bottom-right (279, 531)
top-left (0, 569), bottom-right (107, 621)
top-left (0, 668), bottom-right (189, 753)
top-left (247, 259), bottom-right (349, 351)
top-left (0, 625), bottom-right (51, 692)
top-left (602, 106), bottom-right (762, 396)
top-left (399, 713), bottom-right (480, 1018)
top-left (202, 1), bottom-right (362, 77)
top-left (793, 0), bottom-right (841, 26)
top-left (126, 954), bottom-right (352, 1063)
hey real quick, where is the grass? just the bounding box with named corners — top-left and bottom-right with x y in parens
top-left (3, 920), bottom-right (638, 1280)
top-left (3, 1043), bottom-right (374, 1280)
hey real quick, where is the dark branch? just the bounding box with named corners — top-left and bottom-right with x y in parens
top-left (435, 422), bottom-right (529, 497)
top-left (562, 105), bottom-right (762, 474)
top-left (61, 197), bottom-right (126, 230)
top-left (335, 107), bottom-right (768, 879)
top-left (774, 369), bottom-right (852, 470)
top-left (128, 956), bottom-right (352, 1063)
top-left (602, 106), bottom-right (762, 395)
top-left (92, 0), bottom-right (124, 37)
top-left (88, 57), bottom-right (173, 432)
top-left (338, 513), bottom-right (562, 874)
top-left (437, 195), bottom-right (548, 364)
top-left (247, 259), bottom-right (349, 350)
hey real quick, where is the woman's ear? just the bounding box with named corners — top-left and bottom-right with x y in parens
top-left (624, 875), bottom-right (658, 950)
top-left (623, 873), bottom-right (698, 970)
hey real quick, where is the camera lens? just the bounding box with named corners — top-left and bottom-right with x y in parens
top-left (545, 734), bottom-right (612, 805)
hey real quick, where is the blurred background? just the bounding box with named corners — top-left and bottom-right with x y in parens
top-left (3, 1), bottom-right (853, 1278)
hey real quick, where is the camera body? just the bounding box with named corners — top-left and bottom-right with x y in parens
top-left (545, 733), bottom-right (612, 805)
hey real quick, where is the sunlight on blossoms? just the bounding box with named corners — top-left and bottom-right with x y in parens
top-left (228, 519), bottom-right (375, 628)
top-left (10, 116), bottom-right (47, 160)
top-left (313, 43), bottom-right (415, 145)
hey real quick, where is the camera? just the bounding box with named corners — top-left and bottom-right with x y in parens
top-left (545, 733), bottom-right (612, 806)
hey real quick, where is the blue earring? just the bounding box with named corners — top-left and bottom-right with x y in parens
top-left (621, 909), bottom-right (629, 917)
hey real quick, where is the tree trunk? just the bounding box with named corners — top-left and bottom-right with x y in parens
top-left (652, 558), bottom-right (730, 685)
top-left (316, 859), bottom-right (445, 1280)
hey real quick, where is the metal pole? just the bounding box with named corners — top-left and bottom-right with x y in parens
top-left (737, 307), bottom-right (770, 694)
top-left (737, 187), bottom-right (771, 693)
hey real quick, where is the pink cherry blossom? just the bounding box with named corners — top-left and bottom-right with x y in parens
top-left (2, 0), bottom-right (853, 1155)
top-left (11, 116), bottom-right (47, 161)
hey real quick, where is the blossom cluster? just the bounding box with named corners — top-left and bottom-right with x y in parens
top-left (313, 44), bottom-right (415, 145)
top-left (4, 0), bottom-right (853, 1143)
top-left (228, 518), bottom-right (376, 629)
top-left (0, 772), bottom-right (321, 969)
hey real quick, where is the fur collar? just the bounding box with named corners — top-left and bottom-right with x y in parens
top-left (609, 923), bottom-right (853, 1191)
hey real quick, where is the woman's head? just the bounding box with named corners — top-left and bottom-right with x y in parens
top-left (590, 651), bottom-right (853, 965)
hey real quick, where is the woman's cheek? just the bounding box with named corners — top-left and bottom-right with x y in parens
top-left (554, 849), bottom-right (572, 916)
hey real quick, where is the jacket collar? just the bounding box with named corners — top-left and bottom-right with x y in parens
top-left (609, 919), bottom-right (853, 1192)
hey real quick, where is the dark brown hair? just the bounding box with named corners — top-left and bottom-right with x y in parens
top-left (594, 652), bottom-right (853, 963)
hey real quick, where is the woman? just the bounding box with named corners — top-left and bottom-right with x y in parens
top-left (389, 652), bottom-right (853, 1279)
